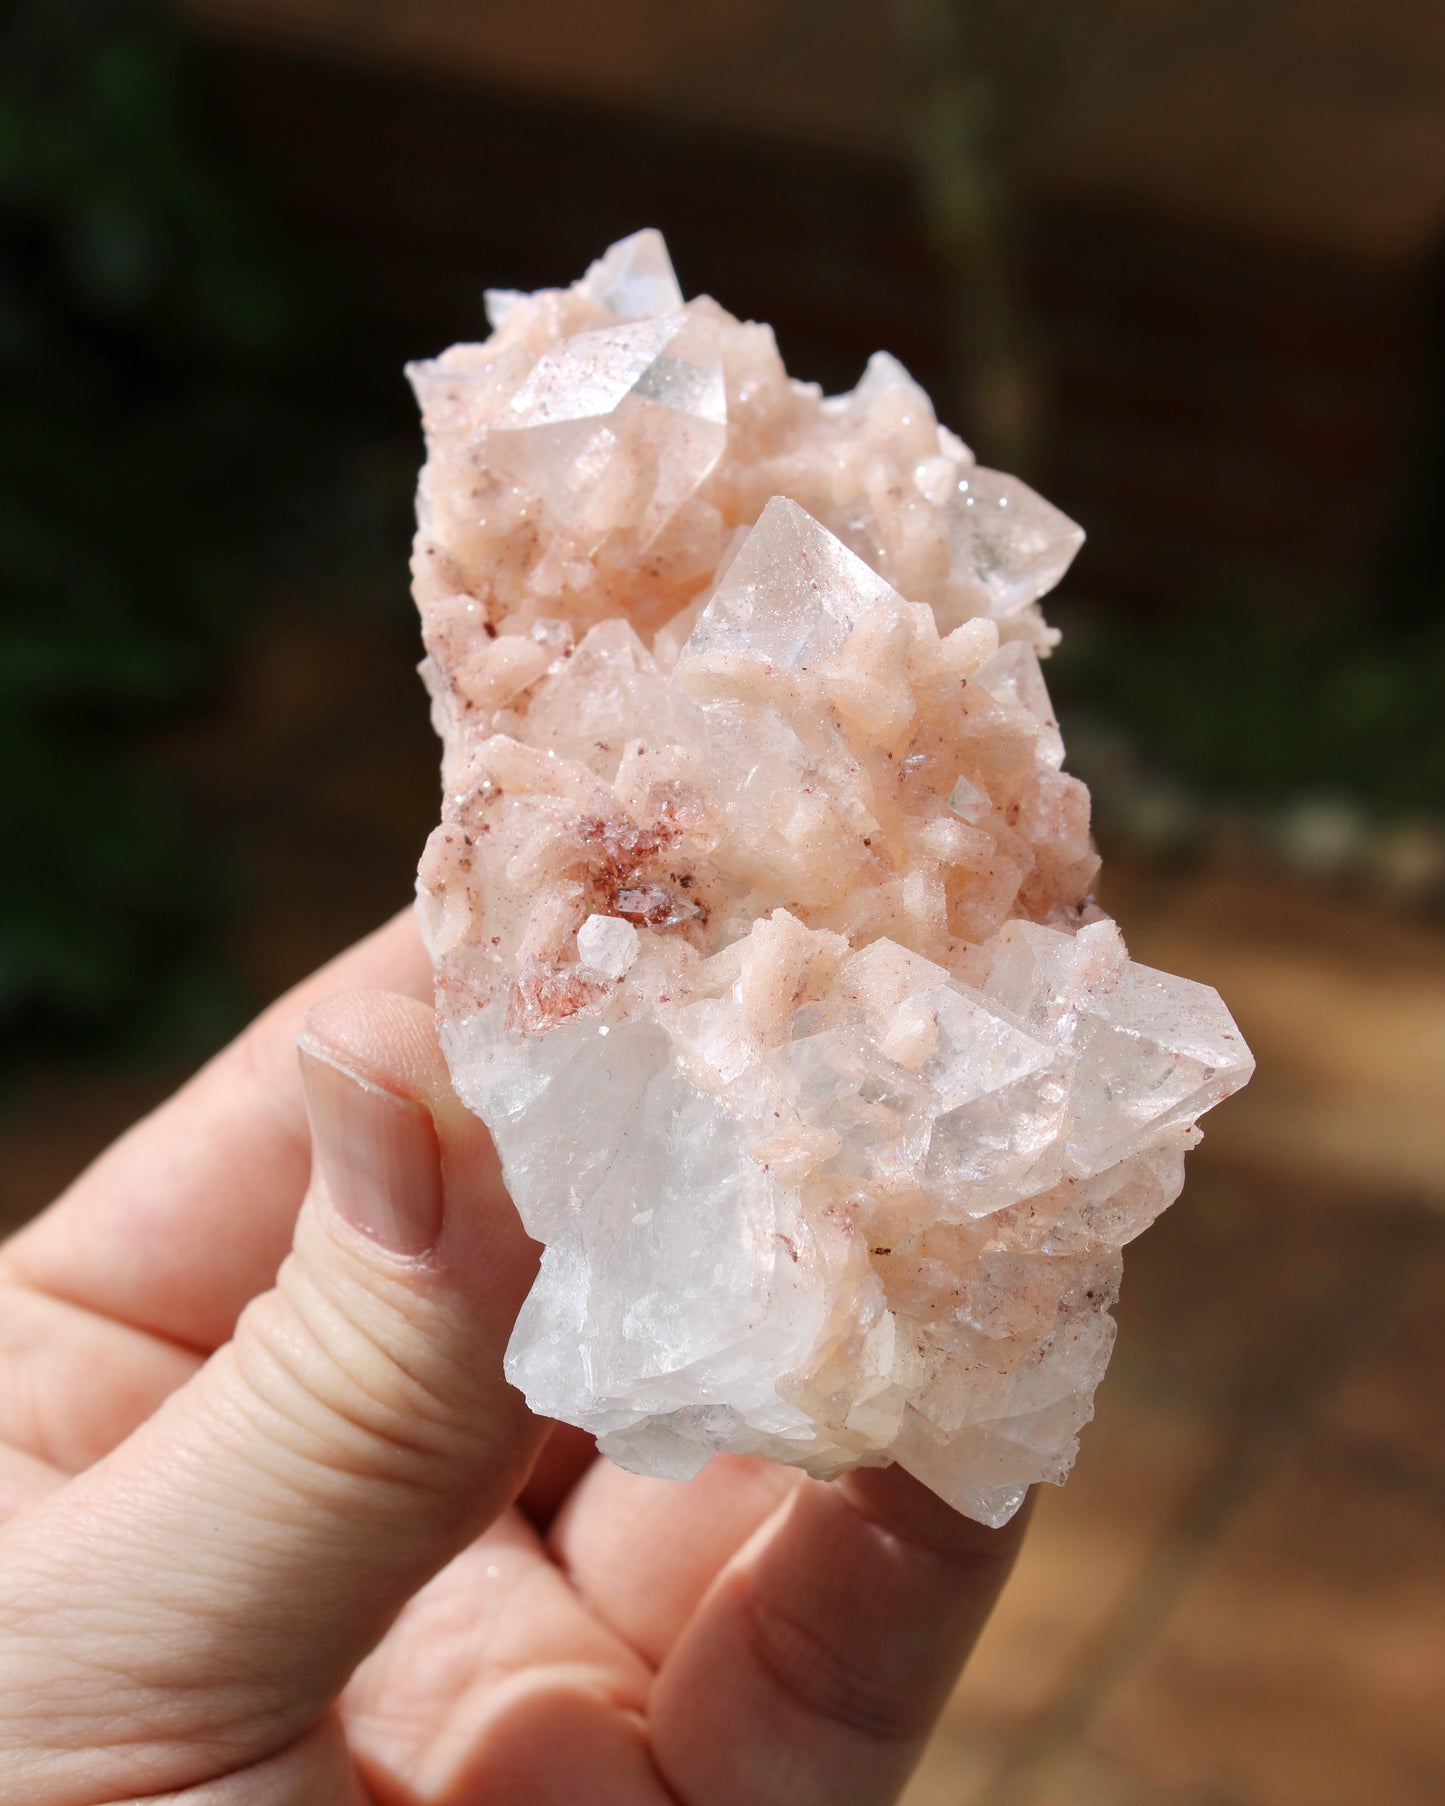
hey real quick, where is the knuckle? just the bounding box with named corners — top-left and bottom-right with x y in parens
top-left (223, 1266), bottom-right (476, 1499)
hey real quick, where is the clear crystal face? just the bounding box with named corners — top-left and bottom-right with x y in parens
top-left (410, 231), bottom-right (1254, 1526)
top-left (680, 495), bottom-right (906, 670)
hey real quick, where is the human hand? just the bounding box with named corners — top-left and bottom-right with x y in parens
top-left (0, 911), bottom-right (1028, 1805)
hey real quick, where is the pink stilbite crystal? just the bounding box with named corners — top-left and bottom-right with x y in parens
top-left (409, 230), bottom-right (1253, 1526)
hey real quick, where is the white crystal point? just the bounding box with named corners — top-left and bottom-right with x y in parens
top-left (582, 227), bottom-right (685, 319)
top-left (410, 231), bottom-right (1254, 1527)
top-left (920, 982), bottom-right (1073, 1212)
top-left (577, 912), bottom-right (639, 979)
top-left (976, 639), bottom-right (1066, 770)
top-left (505, 315), bottom-right (685, 427)
top-left (680, 495), bottom-right (905, 671)
top-left (842, 349), bottom-right (936, 419)
top-left (487, 306), bottom-right (727, 555)
top-left (948, 773), bottom-right (990, 822)
top-left (985, 919), bottom-right (1256, 1173)
top-left (482, 287), bottom-right (525, 331)
top-left (503, 1056), bottom-right (827, 1474)
top-left (950, 465), bottom-right (1085, 618)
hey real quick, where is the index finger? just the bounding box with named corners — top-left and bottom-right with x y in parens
top-left (650, 1465), bottom-right (1031, 1806)
top-left (2, 909), bottom-right (433, 1352)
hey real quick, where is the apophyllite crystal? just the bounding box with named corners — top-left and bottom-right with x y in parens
top-left (409, 230), bottom-right (1253, 1526)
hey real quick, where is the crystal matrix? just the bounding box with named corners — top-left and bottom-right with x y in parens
top-left (410, 231), bottom-right (1253, 1526)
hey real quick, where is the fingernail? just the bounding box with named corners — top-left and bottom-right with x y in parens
top-left (297, 1041), bottom-right (444, 1255)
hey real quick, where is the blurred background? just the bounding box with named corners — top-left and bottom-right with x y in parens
top-left (2, 2), bottom-right (1442, 1800)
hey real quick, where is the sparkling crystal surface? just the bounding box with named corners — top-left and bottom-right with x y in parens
top-left (410, 229), bottom-right (1254, 1526)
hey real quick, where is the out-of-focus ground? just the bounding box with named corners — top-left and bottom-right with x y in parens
top-left (2, 606), bottom-right (1442, 1806)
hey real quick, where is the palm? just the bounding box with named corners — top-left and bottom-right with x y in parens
top-left (0, 914), bottom-right (1023, 1805)
top-left (344, 1442), bottom-right (805, 1800)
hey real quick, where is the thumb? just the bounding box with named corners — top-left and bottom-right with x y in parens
top-left (0, 990), bottom-right (545, 1801)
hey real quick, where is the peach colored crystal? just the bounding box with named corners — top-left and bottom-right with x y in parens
top-left (409, 231), bottom-right (1253, 1526)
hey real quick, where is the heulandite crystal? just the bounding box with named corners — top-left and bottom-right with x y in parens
top-left (409, 231), bottom-right (1253, 1526)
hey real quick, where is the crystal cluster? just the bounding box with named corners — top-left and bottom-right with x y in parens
top-left (410, 231), bottom-right (1253, 1526)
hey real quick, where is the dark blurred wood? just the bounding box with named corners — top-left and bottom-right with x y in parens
top-left (1029, 205), bottom-right (1438, 614)
top-left (177, 8), bottom-right (1445, 624)
top-left (190, 33), bottom-right (954, 409)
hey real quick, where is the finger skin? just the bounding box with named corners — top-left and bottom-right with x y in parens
top-left (0, 991), bottom-right (544, 1806)
top-left (549, 1454), bottom-right (802, 1666)
top-left (0, 1286), bottom-right (198, 1474)
top-left (111, 1717), bottom-right (364, 1806)
top-left (392, 1683), bottom-right (672, 1806)
top-left (3, 911), bottom-right (433, 1353)
top-left (0, 1444), bottom-right (64, 1522)
top-left (517, 1421), bottom-right (599, 1529)
top-left (345, 1509), bottom-right (656, 1804)
top-left (650, 1467), bottom-right (1031, 1806)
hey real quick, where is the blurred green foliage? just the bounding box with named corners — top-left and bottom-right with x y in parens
top-left (1053, 608), bottom-right (1445, 819)
top-left (0, 0), bottom-right (308, 1068)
